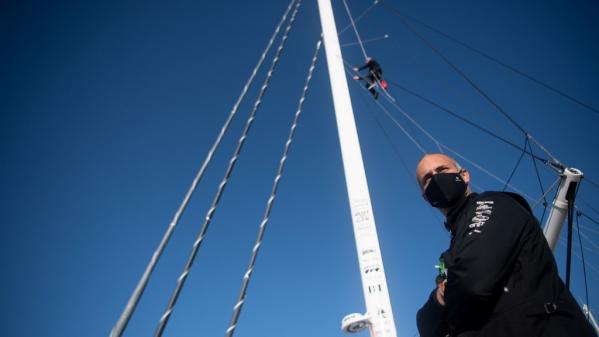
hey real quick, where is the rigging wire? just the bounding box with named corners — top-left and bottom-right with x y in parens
top-left (346, 2), bottom-right (598, 222)
top-left (108, 1), bottom-right (298, 336)
top-left (373, 99), bottom-right (427, 154)
top-left (224, 37), bottom-right (322, 337)
top-left (342, 3), bottom-right (596, 309)
top-left (339, 1), bottom-right (548, 201)
top-left (341, 34), bottom-right (389, 47)
top-left (578, 223), bottom-right (599, 236)
top-left (342, 61), bottom-right (428, 153)
top-left (531, 176), bottom-right (560, 210)
top-left (378, 3), bottom-right (599, 116)
top-left (341, 0), bottom-right (368, 60)
top-left (386, 80), bottom-right (549, 164)
top-left (348, 0), bottom-right (597, 306)
top-left (577, 226), bottom-right (599, 252)
top-left (370, 82), bottom-right (537, 198)
top-left (375, 88), bottom-right (443, 151)
top-left (380, 1), bottom-right (562, 168)
top-left (345, 64), bottom-right (535, 201)
top-left (579, 197), bottom-right (599, 218)
top-left (338, 1), bottom-right (378, 35)
top-left (526, 139), bottom-right (549, 223)
top-left (152, 2), bottom-right (303, 336)
top-left (340, 0), bottom-right (396, 103)
top-left (502, 137), bottom-right (528, 191)
top-left (438, 143), bottom-right (534, 202)
top-left (558, 237), bottom-right (599, 280)
top-left (579, 212), bottom-right (599, 227)
top-left (355, 83), bottom-right (448, 225)
top-left (347, 0), bottom-right (596, 270)
top-left (346, 62), bottom-right (533, 197)
top-left (584, 178), bottom-right (599, 191)
top-left (576, 212), bottom-right (591, 309)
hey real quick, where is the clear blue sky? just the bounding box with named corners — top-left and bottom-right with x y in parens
top-left (2, 1), bottom-right (599, 337)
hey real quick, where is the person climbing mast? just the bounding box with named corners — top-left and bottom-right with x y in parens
top-left (353, 57), bottom-right (387, 99)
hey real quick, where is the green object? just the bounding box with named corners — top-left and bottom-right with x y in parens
top-left (435, 258), bottom-right (447, 279)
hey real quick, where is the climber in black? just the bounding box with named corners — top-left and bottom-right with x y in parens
top-left (353, 57), bottom-right (387, 99)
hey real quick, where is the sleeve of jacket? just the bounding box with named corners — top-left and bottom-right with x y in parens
top-left (417, 289), bottom-right (449, 337)
top-left (357, 62), bottom-right (369, 71)
top-left (444, 193), bottom-right (530, 330)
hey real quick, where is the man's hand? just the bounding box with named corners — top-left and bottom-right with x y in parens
top-left (435, 281), bottom-right (446, 306)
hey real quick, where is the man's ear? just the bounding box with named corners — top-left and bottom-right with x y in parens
top-left (460, 169), bottom-right (470, 185)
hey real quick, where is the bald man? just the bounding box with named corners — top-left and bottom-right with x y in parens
top-left (414, 154), bottom-right (595, 337)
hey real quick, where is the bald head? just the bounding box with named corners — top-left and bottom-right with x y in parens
top-left (416, 153), bottom-right (468, 192)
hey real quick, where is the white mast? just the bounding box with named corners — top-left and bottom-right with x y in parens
top-left (316, 1), bottom-right (398, 336)
top-left (543, 167), bottom-right (583, 251)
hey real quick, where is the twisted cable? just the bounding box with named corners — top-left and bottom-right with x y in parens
top-left (153, 2), bottom-right (302, 336)
top-left (109, 2), bottom-right (297, 337)
top-left (225, 37), bottom-right (321, 337)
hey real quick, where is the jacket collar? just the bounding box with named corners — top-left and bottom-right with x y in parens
top-left (444, 192), bottom-right (478, 233)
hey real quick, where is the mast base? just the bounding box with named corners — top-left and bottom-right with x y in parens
top-left (341, 312), bottom-right (371, 333)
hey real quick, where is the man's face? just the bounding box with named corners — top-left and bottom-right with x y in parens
top-left (415, 154), bottom-right (467, 195)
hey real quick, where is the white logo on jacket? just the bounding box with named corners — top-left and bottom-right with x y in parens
top-left (468, 201), bottom-right (494, 235)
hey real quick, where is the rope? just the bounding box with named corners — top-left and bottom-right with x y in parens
top-left (224, 37), bottom-right (322, 337)
top-left (381, 2), bottom-right (562, 167)
top-left (380, 4), bottom-right (599, 116)
top-left (341, 0), bottom-right (368, 60)
top-left (108, 1), bottom-right (297, 336)
top-left (153, 3), bottom-right (302, 336)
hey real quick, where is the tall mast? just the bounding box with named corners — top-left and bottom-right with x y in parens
top-left (316, 1), bottom-right (398, 336)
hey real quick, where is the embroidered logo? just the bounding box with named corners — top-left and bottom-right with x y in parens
top-left (468, 201), bottom-right (494, 235)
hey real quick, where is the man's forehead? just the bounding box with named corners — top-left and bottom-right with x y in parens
top-left (417, 154), bottom-right (457, 172)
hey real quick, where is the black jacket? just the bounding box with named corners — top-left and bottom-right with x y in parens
top-left (358, 59), bottom-right (382, 77)
top-left (417, 192), bottom-right (596, 337)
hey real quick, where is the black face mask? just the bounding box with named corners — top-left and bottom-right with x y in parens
top-left (424, 172), bottom-right (467, 209)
